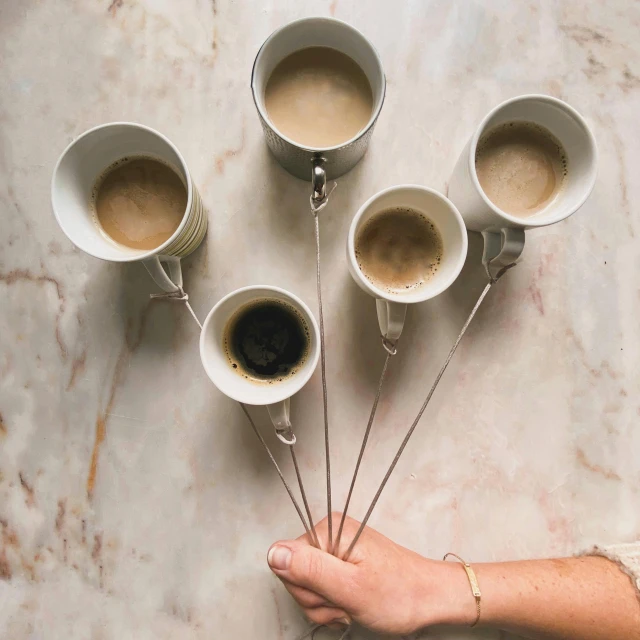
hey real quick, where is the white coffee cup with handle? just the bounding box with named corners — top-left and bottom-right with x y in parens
top-left (447, 95), bottom-right (597, 276)
top-left (199, 285), bottom-right (320, 443)
top-left (51, 122), bottom-right (207, 293)
top-left (347, 185), bottom-right (468, 343)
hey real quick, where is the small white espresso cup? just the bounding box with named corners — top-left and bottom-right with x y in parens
top-left (200, 286), bottom-right (320, 442)
top-left (51, 122), bottom-right (207, 293)
top-left (347, 185), bottom-right (468, 342)
top-left (448, 95), bottom-right (597, 272)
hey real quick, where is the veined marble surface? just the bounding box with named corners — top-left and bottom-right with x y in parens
top-left (1, 1), bottom-right (639, 638)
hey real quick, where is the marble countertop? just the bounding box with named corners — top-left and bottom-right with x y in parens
top-left (1, 1), bottom-right (639, 638)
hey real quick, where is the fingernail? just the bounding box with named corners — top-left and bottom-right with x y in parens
top-left (268, 545), bottom-right (292, 570)
top-left (332, 617), bottom-right (351, 627)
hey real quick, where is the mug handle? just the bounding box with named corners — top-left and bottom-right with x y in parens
top-left (143, 255), bottom-right (183, 293)
top-left (482, 228), bottom-right (525, 280)
top-left (376, 299), bottom-right (407, 342)
top-left (312, 156), bottom-right (326, 203)
top-left (267, 398), bottom-right (296, 445)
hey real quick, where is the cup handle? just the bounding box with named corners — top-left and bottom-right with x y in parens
top-left (482, 228), bottom-right (525, 280)
top-left (267, 398), bottom-right (296, 445)
top-left (143, 255), bottom-right (183, 293)
top-left (376, 299), bottom-right (407, 342)
top-left (312, 157), bottom-right (326, 203)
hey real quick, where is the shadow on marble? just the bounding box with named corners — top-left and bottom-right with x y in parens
top-left (257, 142), bottom-right (372, 250)
top-left (91, 239), bottom-right (210, 345)
top-left (438, 230), bottom-right (518, 335)
top-left (85, 263), bottom-right (176, 354)
top-left (180, 229), bottom-right (212, 286)
top-left (205, 396), bottom-right (294, 478)
top-left (342, 276), bottom-right (401, 389)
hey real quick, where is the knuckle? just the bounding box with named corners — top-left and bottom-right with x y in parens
top-left (318, 512), bottom-right (344, 530)
top-left (343, 515), bottom-right (360, 534)
top-left (305, 607), bottom-right (349, 627)
top-left (304, 608), bottom-right (326, 625)
top-left (305, 607), bottom-right (339, 626)
top-left (298, 592), bottom-right (319, 608)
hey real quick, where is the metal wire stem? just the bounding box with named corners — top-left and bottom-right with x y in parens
top-left (239, 403), bottom-right (315, 543)
top-left (312, 210), bottom-right (333, 550)
top-left (290, 446), bottom-right (320, 548)
top-left (334, 350), bottom-right (393, 555)
top-left (342, 281), bottom-right (494, 560)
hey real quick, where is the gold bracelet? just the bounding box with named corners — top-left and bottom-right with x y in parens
top-left (443, 552), bottom-right (481, 627)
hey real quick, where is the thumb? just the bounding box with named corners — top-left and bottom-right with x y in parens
top-left (268, 540), bottom-right (356, 606)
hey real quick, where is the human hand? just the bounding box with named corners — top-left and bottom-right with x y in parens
top-left (267, 513), bottom-right (475, 635)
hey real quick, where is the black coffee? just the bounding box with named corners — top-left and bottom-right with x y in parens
top-left (224, 299), bottom-right (310, 382)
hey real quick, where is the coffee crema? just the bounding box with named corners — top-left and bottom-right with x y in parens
top-left (224, 299), bottom-right (311, 384)
top-left (355, 208), bottom-right (444, 294)
top-left (92, 157), bottom-right (187, 250)
top-left (475, 121), bottom-right (568, 218)
top-left (264, 46), bottom-right (373, 148)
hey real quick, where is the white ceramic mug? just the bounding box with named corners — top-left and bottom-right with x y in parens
top-left (448, 95), bottom-right (597, 274)
top-left (51, 122), bottom-right (207, 293)
top-left (347, 185), bottom-right (468, 342)
top-left (199, 286), bottom-right (320, 443)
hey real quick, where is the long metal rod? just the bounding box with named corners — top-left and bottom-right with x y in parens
top-left (290, 446), bottom-right (320, 548)
top-left (313, 212), bottom-right (333, 550)
top-left (334, 350), bottom-right (392, 555)
top-left (239, 403), bottom-right (315, 543)
top-left (342, 281), bottom-right (494, 560)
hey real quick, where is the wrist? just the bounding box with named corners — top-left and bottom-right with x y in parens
top-left (412, 559), bottom-right (479, 629)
